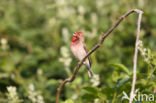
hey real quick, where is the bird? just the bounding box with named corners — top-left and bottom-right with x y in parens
top-left (70, 31), bottom-right (93, 77)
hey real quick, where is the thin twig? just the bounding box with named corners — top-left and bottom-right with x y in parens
top-left (56, 9), bottom-right (143, 103)
top-left (129, 9), bottom-right (143, 103)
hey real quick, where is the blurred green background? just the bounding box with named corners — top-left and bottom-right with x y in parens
top-left (0, 0), bottom-right (156, 103)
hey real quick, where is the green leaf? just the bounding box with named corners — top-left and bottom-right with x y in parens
top-left (109, 63), bottom-right (130, 75)
top-left (148, 48), bottom-right (152, 59)
top-left (83, 86), bottom-right (99, 94)
top-left (63, 99), bottom-right (74, 103)
top-left (82, 93), bottom-right (98, 100)
top-left (98, 92), bottom-right (106, 100)
top-left (117, 78), bottom-right (130, 88)
top-left (152, 51), bottom-right (156, 65)
top-left (101, 87), bottom-right (115, 99)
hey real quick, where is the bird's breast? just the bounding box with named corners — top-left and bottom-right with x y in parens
top-left (71, 42), bottom-right (87, 60)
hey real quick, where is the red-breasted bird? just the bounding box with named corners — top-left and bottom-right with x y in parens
top-left (70, 31), bottom-right (93, 77)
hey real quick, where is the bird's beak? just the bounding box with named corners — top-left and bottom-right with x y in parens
top-left (73, 32), bottom-right (76, 36)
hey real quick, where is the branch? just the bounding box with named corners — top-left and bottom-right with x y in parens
top-left (129, 10), bottom-right (143, 103)
top-left (56, 9), bottom-right (143, 103)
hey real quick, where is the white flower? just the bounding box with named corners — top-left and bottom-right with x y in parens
top-left (0, 38), bottom-right (9, 50)
top-left (37, 95), bottom-right (44, 103)
top-left (60, 46), bottom-right (70, 57)
top-left (78, 6), bottom-right (85, 15)
top-left (7, 86), bottom-right (17, 98)
top-left (28, 84), bottom-right (45, 103)
top-left (59, 46), bottom-right (72, 75)
top-left (7, 86), bottom-right (22, 103)
top-left (94, 99), bottom-right (100, 103)
top-left (71, 93), bottom-right (78, 100)
top-left (137, 40), bottom-right (151, 63)
top-left (37, 68), bottom-right (43, 75)
top-left (56, 0), bottom-right (66, 6)
top-left (64, 58), bottom-right (72, 67)
top-left (62, 28), bottom-right (69, 43)
top-left (1, 38), bottom-right (7, 45)
top-left (29, 84), bottom-right (35, 91)
top-left (91, 13), bottom-right (98, 25)
top-left (90, 74), bottom-right (100, 86)
top-left (96, 0), bottom-right (104, 9)
top-left (48, 18), bottom-right (56, 26)
top-left (137, 40), bottom-right (143, 47)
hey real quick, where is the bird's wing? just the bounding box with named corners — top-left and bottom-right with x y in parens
top-left (83, 43), bottom-right (91, 66)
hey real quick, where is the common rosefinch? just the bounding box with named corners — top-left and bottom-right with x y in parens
top-left (70, 31), bottom-right (93, 77)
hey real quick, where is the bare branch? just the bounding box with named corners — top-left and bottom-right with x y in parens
top-left (129, 9), bottom-right (143, 103)
top-left (56, 9), bottom-right (143, 103)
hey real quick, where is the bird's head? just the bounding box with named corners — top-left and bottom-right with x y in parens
top-left (71, 31), bottom-right (84, 43)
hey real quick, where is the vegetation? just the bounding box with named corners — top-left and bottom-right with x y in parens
top-left (0, 0), bottom-right (156, 103)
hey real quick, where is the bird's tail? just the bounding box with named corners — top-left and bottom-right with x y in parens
top-left (87, 69), bottom-right (93, 77)
top-left (85, 64), bottom-right (94, 77)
